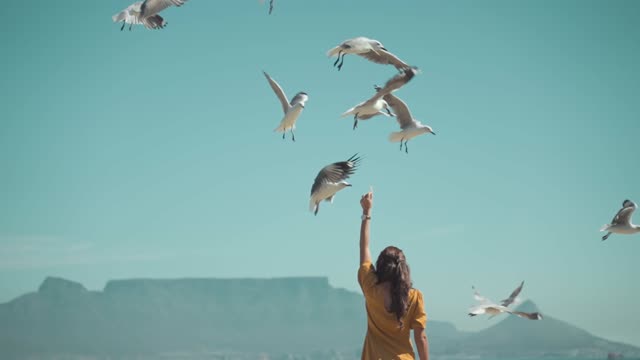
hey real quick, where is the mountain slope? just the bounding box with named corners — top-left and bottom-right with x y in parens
top-left (454, 300), bottom-right (640, 358)
top-left (0, 277), bottom-right (638, 359)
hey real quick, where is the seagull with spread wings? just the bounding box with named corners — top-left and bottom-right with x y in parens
top-left (309, 154), bottom-right (361, 216)
top-left (377, 89), bottom-right (435, 153)
top-left (601, 200), bottom-right (640, 241)
top-left (263, 71), bottom-right (308, 142)
top-left (468, 284), bottom-right (542, 321)
top-left (113, 0), bottom-right (188, 31)
top-left (342, 68), bottom-right (418, 130)
top-left (112, 2), bottom-right (166, 30)
top-left (327, 37), bottom-right (413, 71)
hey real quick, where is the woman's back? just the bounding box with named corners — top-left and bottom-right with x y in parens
top-left (359, 261), bottom-right (427, 359)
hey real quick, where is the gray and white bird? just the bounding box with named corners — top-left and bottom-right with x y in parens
top-left (380, 90), bottom-right (435, 153)
top-left (601, 200), bottom-right (640, 241)
top-left (468, 284), bottom-right (542, 321)
top-left (342, 68), bottom-right (418, 130)
top-left (112, 0), bottom-right (188, 31)
top-left (112, 2), bottom-right (165, 30)
top-left (263, 71), bottom-right (308, 142)
top-left (327, 37), bottom-right (412, 71)
top-left (309, 154), bottom-right (361, 215)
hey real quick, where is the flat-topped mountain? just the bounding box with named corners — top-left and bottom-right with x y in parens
top-left (0, 277), bottom-right (638, 359)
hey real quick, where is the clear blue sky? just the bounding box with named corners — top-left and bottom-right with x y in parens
top-left (1, 0), bottom-right (639, 347)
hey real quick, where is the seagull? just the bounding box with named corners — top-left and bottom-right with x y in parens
top-left (468, 285), bottom-right (542, 321)
top-left (263, 71), bottom-right (308, 142)
top-left (342, 68), bottom-right (418, 130)
top-left (112, 2), bottom-right (166, 30)
top-left (380, 90), bottom-right (435, 153)
top-left (601, 200), bottom-right (640, 241)
top-left (112, 0), bottom-right (188, 31)
top-left (309, 154), bottom-right (361, 215)
top-left (327, 37), bottom-right (413, 71)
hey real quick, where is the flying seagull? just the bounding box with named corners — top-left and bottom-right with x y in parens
top-left (112, 0), bottom-right (188, 31)
top-left (263, 71), bottom-right (309, 142)
top-left (112, 2), bottom-right (166, 30)
top-left (342, 68), bottom-right (418, 130)
top-left (310, 154), bottom-right (361, 215)
top-left (468, 285), bottom-right (542, 320)
top-left (327, 37), bottom-right (413, 71)
top-left (601, 200), bottom-right (640, 241)
top-left (379, 90), bottom-right (435, 153)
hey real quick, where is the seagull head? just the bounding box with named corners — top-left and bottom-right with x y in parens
top-left (422, 125), bottom-right (436, 135)
top-left (337, 181), bottom-right (352, 189)
top-left (369, 39), bottom-right (386, 51)
top-left (295, 91), bottom-right (309, 103)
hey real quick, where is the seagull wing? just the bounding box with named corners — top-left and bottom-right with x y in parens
top-left (368, 68), bottom-right (417, 104)
top-left (142, 14), bottom-right (166, 29)
top-left (310, 154), bottom-right (361, 196)
top-left (611, 204), bottom-right (636, 226)
top-left (500, 281), bottom-right (524, 307)
top-left (472, 286), bottom-right (496, 306)
top-left (359, 48), bottom-right (412, 70)
top-left (141, 0), bottom-right (187, 17)
top-left (349, 61), bottom-right (417, 110)
top-left (263, 71), bottom-right (290, 114)
top-left (383, 92), bottom-right (416, 130)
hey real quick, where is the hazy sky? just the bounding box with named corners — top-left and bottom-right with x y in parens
top-left (1, 0), bottom-right (639, 347)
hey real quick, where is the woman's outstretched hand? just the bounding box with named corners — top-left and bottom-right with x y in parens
top-left (360, 191), bottom-right (373, 214)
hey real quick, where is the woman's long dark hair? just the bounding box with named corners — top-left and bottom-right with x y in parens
top-left (375, 246), bottom-right (412, 328)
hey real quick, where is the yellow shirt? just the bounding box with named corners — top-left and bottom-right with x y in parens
top-left (358, 261), bottom-right (427, 360)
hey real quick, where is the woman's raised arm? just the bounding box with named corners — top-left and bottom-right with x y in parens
top-left (359, 192), bottom-right (373, 265)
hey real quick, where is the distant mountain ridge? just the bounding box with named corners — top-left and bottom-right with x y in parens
top-left (0, 276), bottom-right (638, 360)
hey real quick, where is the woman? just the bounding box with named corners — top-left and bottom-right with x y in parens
top-left (358, 191), bottom-right (429, 360)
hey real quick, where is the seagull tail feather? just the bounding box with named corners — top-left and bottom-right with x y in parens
top-left (112, 12), bottom-right (125, 22)
top-left (327, 46), bottom-right (342, 58)
top-left (599, 224), bottom-right (611, 232)
top-left (274, 124), bottom-right (287, 133)
top-left (341, 108), bottom-right (356, 117)
top-left (388, 131), bottom-right (404, 143)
